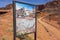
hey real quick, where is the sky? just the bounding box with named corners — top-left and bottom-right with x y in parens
top-left (0, 0), bottom-right (12, 8)
top-left (0, 0), bottom-right (53, 8)
top-left (16, 3), bottom-right (35, 10)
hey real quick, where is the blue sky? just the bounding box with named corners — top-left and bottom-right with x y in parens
top-left (16, 3), bottom-right (35, 10)
top-left (0, 0), bottom-right (12, 8)
top-left (0, 0), bottom-right (53, 8)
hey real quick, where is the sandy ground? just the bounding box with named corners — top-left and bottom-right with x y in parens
top-left (37, 13), bottom-right (60, 40)
top-left (0, 10), bottom-right (13, 40)
top-left (0, 9), bottom-right (60, 40)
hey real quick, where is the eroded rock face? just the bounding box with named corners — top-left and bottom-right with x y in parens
top-left (37, 5), bottom-right (45, 11)
top-left (45, 0), bottom-right (60, 10)
top-left (0, 12), bottom-right (7, 14)
top-left (37, 0), bottom-right (60, 11)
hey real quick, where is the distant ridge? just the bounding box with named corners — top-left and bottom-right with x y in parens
top-left (37, 0), bottom-right (60, 11)
top-left (0, 4), bottom-right (13, 10)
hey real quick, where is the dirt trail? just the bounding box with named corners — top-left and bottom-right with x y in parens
top-left (37, 13), bottom-right (60, 40)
